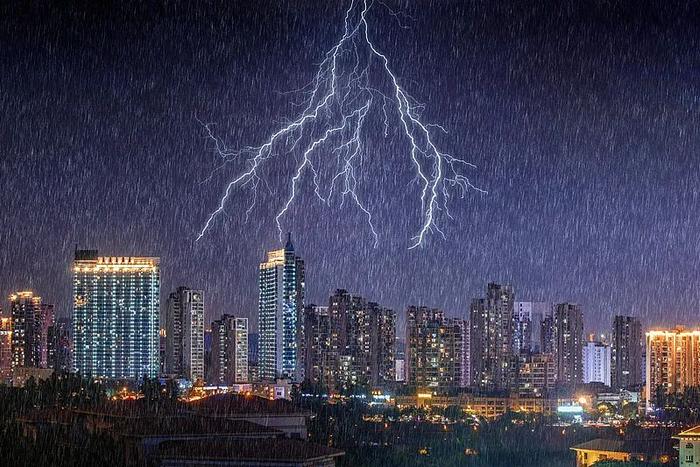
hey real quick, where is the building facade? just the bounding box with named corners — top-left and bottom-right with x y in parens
top-left (209, 315), bottom-right (248, 385)
top-left (304, 292), bottom-right (396, 391)
top-left (553, 303), bottom-right (584, 386)
top-left (541, 312), bottom-right (556, 354)
top-left (47, 318), bottom-right (72, 372)
top-left (469, 283), bottom-right (516, 391)
top-left (646, 328), bottom-right (700, 405)
top-left (303, 305), bottom-right (333, 389)
top-left (369, 301), bottom-right (396, 388)
top-left (583, 341), bottom-right (611, 386)
top-left (611, 315), bottom-right (643, 390)
top-left (406, 306), bottom-right (463, 392)
top-left (0, 318), bottom-right (12, 383)
top-left (514, 301), bottom-right (550, 354)
top-left (517, 352), bottom-right (556, 397)
top-left (461, 320), bottom-right (470, 388)
top-left (10, 291), bottom-right (52, 369)
top-left (258, 234), bottom-right (304, 382)
top-left (72, 250), bottom-right (160, 379)
top-left (165, 287), bottom-right (205, 382)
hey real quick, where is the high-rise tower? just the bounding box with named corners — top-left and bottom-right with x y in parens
top-left (611, 315), bottom-right (643, 389)
top-left (258, 234), bottom-right (304, 381)
top-left (165, 287), bottom-right (205, 382)
top-left (73, 250), bottom-right (160, 379)
top-left (469, 283), bottom-right (516, 391)
top-left (10, 291), bottom-right (51, 369)
top-left (553, 303), bottom-right (584, 386)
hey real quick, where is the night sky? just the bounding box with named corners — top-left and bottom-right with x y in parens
top-left (1, 0), bottom-right (699, 335)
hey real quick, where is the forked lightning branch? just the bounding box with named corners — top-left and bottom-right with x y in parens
top-left (197, 0), bottom-right (484, 248)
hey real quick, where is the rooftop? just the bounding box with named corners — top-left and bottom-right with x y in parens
top-left (157, 438), bottom-right (344, 463)
top-left (186, 393), bottom-right (312, 417)
top-left (571, 438), bottom-right (674, 457)
top-left (675, 426), bottom-right (700, 439)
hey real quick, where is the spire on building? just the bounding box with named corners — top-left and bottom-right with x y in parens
top-left (285, 232), bottom-right (294, 251)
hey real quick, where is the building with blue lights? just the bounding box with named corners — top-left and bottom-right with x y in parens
top-left (72, 250), bottom-right (160, 379)
top-left (258, 234), bottom-right (304, 382)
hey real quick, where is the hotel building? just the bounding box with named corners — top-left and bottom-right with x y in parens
top-left (72, 250), bottom-right (160, 379)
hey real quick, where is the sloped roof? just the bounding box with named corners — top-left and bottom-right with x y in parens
top-left (570, 438), bottom-right (624, 453)
top-left (158, 438), bottom-right (344, 463)
top-left (571, 437), bottom-right (674, 457)
top-left (675, 425), bottom-right (700, 438)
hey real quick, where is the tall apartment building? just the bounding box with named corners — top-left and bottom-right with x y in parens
top-left (303, 305), bottom-right (333, 389)
top-left (540, 313), bottom-right (556, 354)
top-left (461, 321), bottom-right (470, 388)
top-left (611, 315), bottom-right (643, 390)
top-left (646, 328), bottom-right (700, 405)
top-left (368, 301), bottom-right (396, 387)
top-left (165, 287), bottom-right (205, 382)
top-left (0, 318), bottom-right (12, 383)
top-left (10, 291), bottom-right (52, 369)
top-left (406, 306), bottom-right (463, 392)
top-left (73, 250), bottom-right (160, 379)
top-left (329, 290), bottom-right (370, 389)
top-left (47, 318), bottom-right (72, 372)
top-left (209, 315), bottom-right (248, 385)
top-left (258, 234), bottom-right (304, 382)
top-left (583, 341), bottom-right (611, 386)
top-left (38, 303), bottom-right (54, 368)
top-left (514, 302), bottom-right (550, 354)
top-left (304, 291), bottom-right (396, 391)
top-left (469, 283), bottom-right (516, 391)
top-left (517, 352), bottom-right (556, 397)
top-left (553, 303), bottom-right (584, 386)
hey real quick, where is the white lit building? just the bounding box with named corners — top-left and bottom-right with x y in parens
top-left (583, 341), bottom-right (611, 386)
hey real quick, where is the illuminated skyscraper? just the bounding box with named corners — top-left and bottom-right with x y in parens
top-left (406, 306), bottom-right (463, 392)
top-left (553, 303), bottom-right (584, 386)
top-left (611, 315), bottom-right (643, 390)
top-left (368, 301), bottom-right (396, 388)
top-left (209, 314), bottom-right (248, 385)
top-left (10, 291), bottom-right (51, 369)
top-left (258, 234), bottom-right (304, 382)
top-left (165, 287), bottom-right (204, 382)
top-left (304, 291), bottom-right (396, 391)
top-left (469, 283), bottom-right (516, 391)
top-left (72, 250), bottom-right (160, 379)
top-left (646, 328), bottom-right (700, 405)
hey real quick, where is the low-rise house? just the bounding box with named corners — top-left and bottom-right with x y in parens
top-left (674, 426), bottom-right (700, 466)
top-left (570, 438), bottom-right (673, 467)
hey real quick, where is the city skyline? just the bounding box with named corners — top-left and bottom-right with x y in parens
top-left (2, 1), bottom-right (699, 465)
top-left (0, 245), bottom-right (691, 338)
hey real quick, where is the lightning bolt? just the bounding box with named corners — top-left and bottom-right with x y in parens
top-left (197, 0), bottom-right (485, 248)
